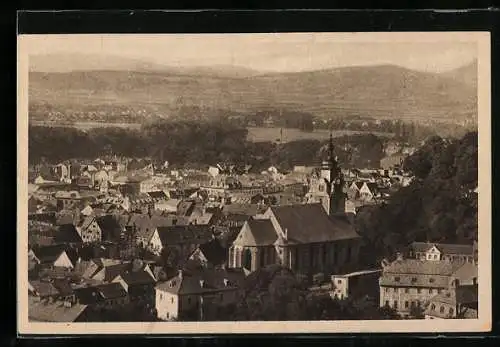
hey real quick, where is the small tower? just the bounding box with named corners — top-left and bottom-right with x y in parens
top-left (327, 133), bottom-right (346, 216)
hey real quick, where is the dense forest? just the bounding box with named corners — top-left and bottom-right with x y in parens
top-left (28, 120), bottom-right (386, 170)
top-left (355, 131), bottom-right (478, 267)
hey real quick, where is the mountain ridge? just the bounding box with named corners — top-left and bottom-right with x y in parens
top-left (28, 63), bottom-right (477, 122)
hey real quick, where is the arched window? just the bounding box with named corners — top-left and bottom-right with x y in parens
top-left (440, 306), bottom-right (445, 313)
top-left (243, 248), bottom-right (252, 270)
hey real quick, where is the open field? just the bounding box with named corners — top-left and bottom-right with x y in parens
top-left (246, 127), bottom-right (395, 143)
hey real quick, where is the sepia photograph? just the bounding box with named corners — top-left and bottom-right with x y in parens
top-left (17, 31), bottom-right (491, 334)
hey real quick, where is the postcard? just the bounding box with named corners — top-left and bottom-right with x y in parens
top-left (17, 31), bottom-right (491, 334)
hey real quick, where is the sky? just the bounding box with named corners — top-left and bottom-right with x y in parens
top-left (22, 32), bottom-right (479, 73)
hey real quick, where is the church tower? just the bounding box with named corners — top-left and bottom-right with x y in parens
top-left (326, 133), bottom-right (346, 216)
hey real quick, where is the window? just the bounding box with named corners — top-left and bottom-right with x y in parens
top-left (338, 280), bottom-right (342, 285)
top-left (393, 300), bottom-right (398, 309)
top-left (417, 289), bottom-right (421, 294)
top-left (385, 300), bottom-right (389, 307)
top-left (449, 308), bottom-right (454, 316)
top-left (428, 289), bottom-right (432, 294)
top-left (405, 288), bottom-right (409, 294)
top-left (438, 289), bottom-right (442, 294)
top-left (404, 301), bottom-right (409, 308)
top-left (166, 312), bottom-right (169, 319)
top-left (440, 306), bottom-right (445, 313)
top-left (429, 278), bottom-right (435, 283)
top-left (160, 293), bottom-right (163, 300)
top-left (411, 277), bottom-right (417, 283)
top-left (171, 297), bottom-right (174, 303)
top-left (394, 276), bottom-right (400, 282)
top-left (431, 304), bottom-right (436, 311)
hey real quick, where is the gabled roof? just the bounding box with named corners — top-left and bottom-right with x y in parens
top-left (118, 270), bottom-right (156, 287)
top-left (34, 244), bottom-right (68, 264)
top-left (268, 203), bottom-right (360, 244)
top-left (233, 219), bottom-right (277, 247)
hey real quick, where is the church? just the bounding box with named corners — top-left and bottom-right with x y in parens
top-left (228, 135), bottom-right (361, 276)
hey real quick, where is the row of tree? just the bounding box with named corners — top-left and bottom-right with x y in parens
top-left (29, 120), bottom-right (386, 170)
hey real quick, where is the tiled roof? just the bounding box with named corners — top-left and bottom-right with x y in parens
top-left (233, 219), bottom-right (277, 247)
top-left (34, 244), bottom-right (67, 264)
top-left (118, 270), bottom-right (156, 286)
top-left (269, 203), bottom-right (360, 244)
top-left (28, 296), bottom-right (88, 322)
top-left (97, 282), bottom-right (128, 299)
top-left (157, 225), bottom-right (213, 246)
top-left (383, 259), bottom-right (464, 276)
top-left (222, 203), bottom-right (260, 216)
top-left (156, 267), bottom-right (245, 295)
top-left (410, 242), bottom-right (474, 255)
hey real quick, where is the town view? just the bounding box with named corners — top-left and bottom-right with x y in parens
top-left (26, 34), bottom-right (479, 323)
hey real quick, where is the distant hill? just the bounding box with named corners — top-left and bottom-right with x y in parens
top-left (441, 59), bottom-right (478, 89)
top-left (29, 53), bottom-right (262, 78)
top-left (29, 63), bottom-right (477, 122)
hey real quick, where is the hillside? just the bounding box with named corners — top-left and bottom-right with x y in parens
top-left (441, 59), bottom-right (478, 89)
top-left (28, 64), bottom-right (477, 122)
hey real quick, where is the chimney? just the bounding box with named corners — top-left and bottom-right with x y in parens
top-left (396, 252), bottom-right (403, 261)
top-left (177, 269), bottom-right (183, 279)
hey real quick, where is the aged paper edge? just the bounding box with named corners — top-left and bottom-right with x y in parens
top-left (17, 32), bottom-right (492, 335)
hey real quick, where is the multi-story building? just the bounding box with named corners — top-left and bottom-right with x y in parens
top-left (379, 254), bottom-right (478, 318)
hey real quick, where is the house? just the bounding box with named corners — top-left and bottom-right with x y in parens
top-left (155, 267), bottom-right (246, 321)
top-left (74, 282), bottom-right (130, 309)
top-left (424, 284), bottom-right (478, 319)
top-left (378, 254), bottom-right (478, 317)
top-left (76, 216), bottom-right (102, 244)
top-left (33, 245), bottom-right (74, 269)
top-left (409, 242), bottom-right (476, 264)
top-left (330, 269), bottom-right (382, 300)
top-left (111, 265), bottom-right (157, 303)
top-left (152, 225), bottom-right (214, 258)
top-left (96, 215), bottom-right (124, 243)
top-left (228, 203), bottom-right (361, 276)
